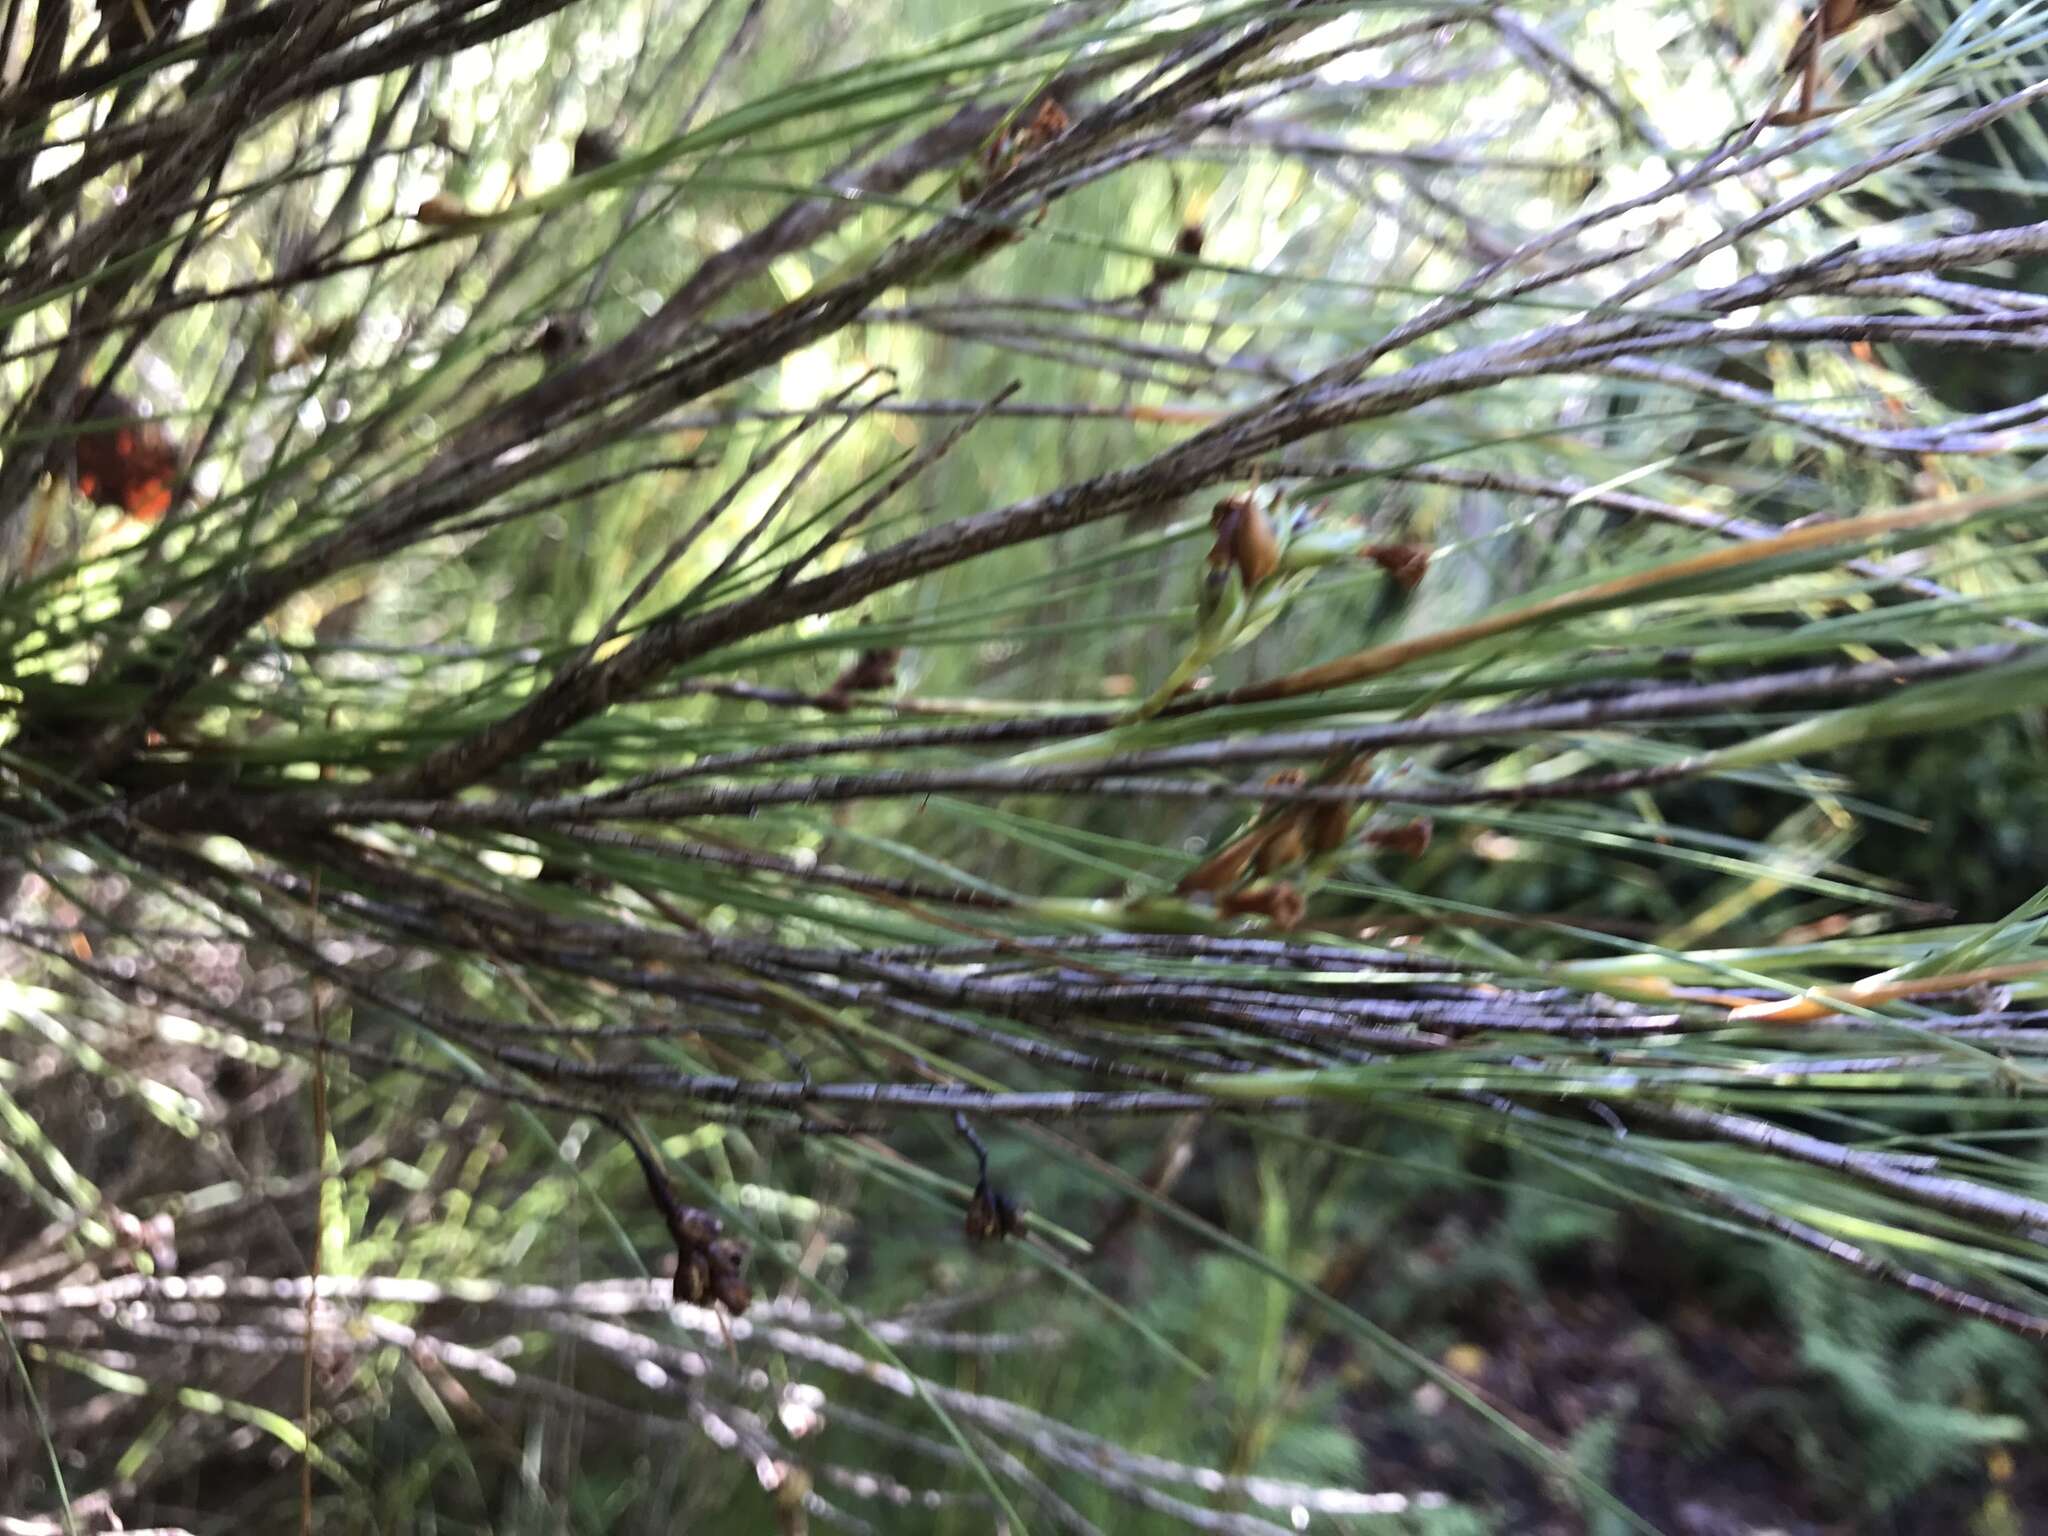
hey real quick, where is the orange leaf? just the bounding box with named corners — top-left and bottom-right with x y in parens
top-left (71, 391), bottom-right (180, 522)
top-left (1729, 959), bottom-right (2048, 1024)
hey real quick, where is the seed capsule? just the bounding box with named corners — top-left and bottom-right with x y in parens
top-left (964, 1179), bottom-right (1022, 1243)
top-left (1218, 882), bottom-right (1305, 931)
top-left (1306, 754), bottom-right (1375, 854)
top-left (1211, 493), bottom-right (1280, 588)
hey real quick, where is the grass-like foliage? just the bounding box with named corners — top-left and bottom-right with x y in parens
top-left (5, 0), bottom-right (2048, 1530)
